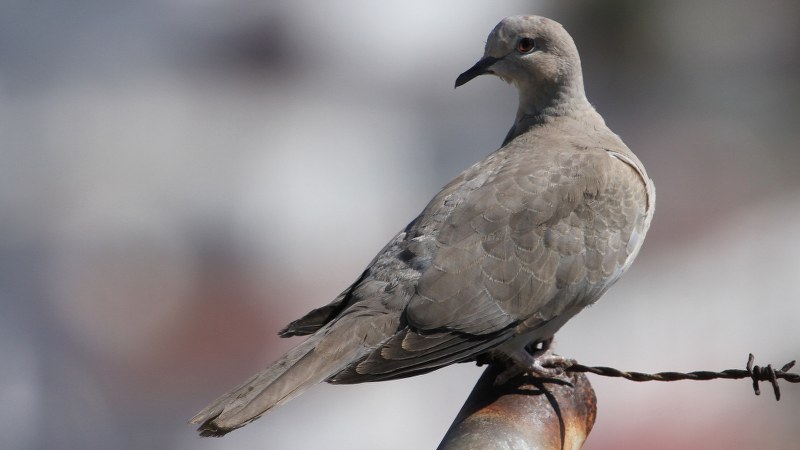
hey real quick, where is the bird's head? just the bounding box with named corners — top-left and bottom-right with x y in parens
top-left (456, 16), bottom-right (587, 118)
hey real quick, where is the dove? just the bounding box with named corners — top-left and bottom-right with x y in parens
top-left (191, 14), bottom-right (654, 437)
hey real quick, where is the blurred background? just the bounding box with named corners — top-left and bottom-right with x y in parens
top-left (2, 0), bottom-right (799, 449)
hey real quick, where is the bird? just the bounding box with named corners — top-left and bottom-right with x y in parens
top-left (190, 14), bottom-right (654, 437)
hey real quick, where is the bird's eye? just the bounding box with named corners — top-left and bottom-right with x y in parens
top-left (517, 37), bottom-right (536, 54)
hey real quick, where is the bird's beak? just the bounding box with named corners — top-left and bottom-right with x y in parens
top-left (455, 56), bottom-right (500, 88)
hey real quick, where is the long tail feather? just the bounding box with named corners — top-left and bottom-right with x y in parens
top-left (189, 332), bottom-right (359, 436)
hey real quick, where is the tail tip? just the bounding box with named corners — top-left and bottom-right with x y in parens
top-left (197, 423), bottom-right (230, 437)
top-left (190, 410), bottom-right (233, 437)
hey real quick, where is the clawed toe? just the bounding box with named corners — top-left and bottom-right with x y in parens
top-left (533, 354), bottom-right (575, 375)
top-left (494, 340), bottom-right (576, 386)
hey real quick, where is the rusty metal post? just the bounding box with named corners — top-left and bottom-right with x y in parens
top-left (437, 364), bottom-right (597, 450)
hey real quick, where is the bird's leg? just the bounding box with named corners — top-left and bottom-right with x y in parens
top-left (494, 338), bottom-right (575, 386)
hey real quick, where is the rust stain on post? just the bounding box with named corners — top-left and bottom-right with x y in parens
top-left (438, 365), bottom-right (597, 450)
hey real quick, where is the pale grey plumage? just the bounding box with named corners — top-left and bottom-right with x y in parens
top-left (191, 15), bottom-right (654, 436)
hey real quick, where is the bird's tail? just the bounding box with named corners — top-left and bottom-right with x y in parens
top-left (189, 328), bottom-right (363, 436)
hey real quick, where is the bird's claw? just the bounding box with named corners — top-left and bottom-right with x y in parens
top-left (494, 341), bottom-right (576, 386)
top-left (530, 354), bottom-right (575, 377)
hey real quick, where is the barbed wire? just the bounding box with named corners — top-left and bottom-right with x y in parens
top-left (556, 353), bottom-right (798, 401)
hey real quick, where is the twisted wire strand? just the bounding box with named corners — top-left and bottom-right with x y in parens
top-left (559, 354), bottom-right (798, 401)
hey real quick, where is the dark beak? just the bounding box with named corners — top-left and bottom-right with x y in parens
top-left (455, 56), bottom-right (500, 88)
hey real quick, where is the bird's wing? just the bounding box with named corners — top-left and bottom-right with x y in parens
top-left (405, 142), bottom-right (614, 333)
top-left (331, 140), bottom-right (649, 383)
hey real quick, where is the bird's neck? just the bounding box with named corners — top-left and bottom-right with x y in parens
top-left (514, 81), bottom-right (591, 124)
top-left (502, 85), bottom-right (600, 146)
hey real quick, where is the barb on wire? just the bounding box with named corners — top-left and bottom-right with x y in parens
top-left (556, 353), bottom-right (798, 401)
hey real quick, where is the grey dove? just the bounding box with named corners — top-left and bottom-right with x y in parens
top-left (191, 15), bottom-right (654, 437)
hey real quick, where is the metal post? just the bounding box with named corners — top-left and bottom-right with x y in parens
top-left (437, 365), bottom-right (597, 450)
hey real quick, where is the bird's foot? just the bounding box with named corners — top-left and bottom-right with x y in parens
top-left (528, 353), bottom-right (575, 377)
top-left (494, 340), bottom-right (575, 386)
